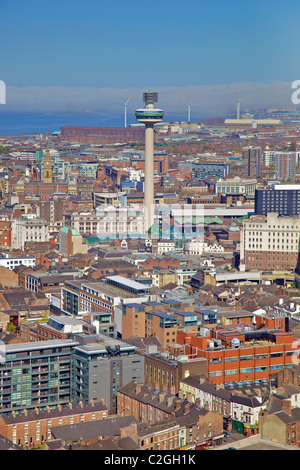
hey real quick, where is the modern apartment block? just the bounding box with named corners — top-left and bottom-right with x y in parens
top-left (61, 276), bottom-right (150, 333)
top-left (274, 152), bottom-right (296, 181)
top-left (0, 333), bottom-right (145, 418)
top-left (61, 280), bottom-right (114, 316)
top-left (255, 185), bottom-right (300, 216)
top-left (191, 162), bottom-right (229, 181)
top-left (122, 301), bottom-right (202, 347)
top-left (239, 212), bottom-right (300, 272)
top-left (70, 333), bottom-right (144, 412)
top-left (243, 146), bottom-right (261, 177)
top-left (263, 149), bottom-right (299, 167)
top-left (0, 339), bottom-right (78, 416)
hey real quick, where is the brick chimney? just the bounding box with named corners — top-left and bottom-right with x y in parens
top-left (175, 398), bottom-right (182, 410)
top-left (184, 404), bottom-right (190, 414)
top-left (167, 396), bottom-right (174, 407)
top-left (135, 383), bottom-right (141, 394)
top-left (282, 399), bottom-right (292, 415)
top-left (120, 422), bottom-right (138, 440)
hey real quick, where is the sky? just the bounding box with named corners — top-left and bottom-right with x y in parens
top-left (1, 0), bottom-right (300, 120)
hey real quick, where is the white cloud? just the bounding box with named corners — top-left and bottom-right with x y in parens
top-left (3, 81), bottom-right (296, 118)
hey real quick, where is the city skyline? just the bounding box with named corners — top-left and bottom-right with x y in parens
top-left (1, 0), bottom-right (300, 119)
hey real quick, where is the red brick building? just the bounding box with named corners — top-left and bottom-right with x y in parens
top-left (176, 314), bottom-right (297, 385)
top-left (0, 401), bottom-right (108, 448)
top-left (0, 220), bottom-right (11, 248)
top-left (24, 182), bottom-right (69, 200)
top-left (117, 380), bottom-right (223, 449)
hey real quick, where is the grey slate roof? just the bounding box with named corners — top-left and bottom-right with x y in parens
top-left (180, 375), bottom-right (232, 401)
top-left (230, 394), bottom-right (262, 408)
top-left (2, 402), bottom-right (107, 425)
top-left (51, 416), bottom-right (138, 442)
top-left (275, 408), bottom-right (300, 425)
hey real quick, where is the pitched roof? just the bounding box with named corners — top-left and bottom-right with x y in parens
top-left (230, 394), bottom-right (262, 408)
top-left (2, 402), bottom-right (107, 425)
top-left (274, 408), bottom-right (300, 425)
top-left (51, 416), bottom-right (138, 442)
top-left (181, 376), bottom-right (232, 401)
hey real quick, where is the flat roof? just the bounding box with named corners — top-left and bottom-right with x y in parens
top-left (106, 275), bottom-right (150, 291)
top-left (49, 315), bottom-right (84, 325)
top-left (4, 339), bottom-right (78, 353)
top-left (274, 184), bottom-right (300, 190)
top-left (0, 253), bottom-right (35, 260)
top-left (148, 311), bottom-right (178, 320)
top-left (174, 310), bottom-right (197, 317)
top-left (214, 271), bottom-right (261, 281)
top-left (73, 335), bottom-right (137, 354)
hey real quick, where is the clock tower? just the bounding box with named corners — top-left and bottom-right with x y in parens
top-left (43, 145), bottom-right (53, 183)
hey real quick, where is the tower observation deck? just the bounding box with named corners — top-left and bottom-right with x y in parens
top-left (135, 92), bottom-right (164, 232)
top-left (135, 92), bottom-right (164, 124)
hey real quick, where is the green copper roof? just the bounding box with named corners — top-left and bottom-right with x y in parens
top-left (60, 226), bottom-right (81, 236)
top-left (83, 237), bottom-right (101, 244)
top-left (203, 216), bottom-right (223, 224)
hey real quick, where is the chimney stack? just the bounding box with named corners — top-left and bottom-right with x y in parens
top-left (167, 396), bottom-right (174, 407)
top-left (282, 399), bottom-right (292, 416)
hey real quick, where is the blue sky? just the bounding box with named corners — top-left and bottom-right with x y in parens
top-left (1, 0), bottom-right (300, 118)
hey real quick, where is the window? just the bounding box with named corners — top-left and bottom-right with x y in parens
top-left (240, 355), bottom-right (252, 361)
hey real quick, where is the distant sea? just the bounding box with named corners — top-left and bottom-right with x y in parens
top-left (0, 112), bottom-right (126, 136)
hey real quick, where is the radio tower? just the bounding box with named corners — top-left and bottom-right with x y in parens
top-left (135, 91), bottom-right (164, 232)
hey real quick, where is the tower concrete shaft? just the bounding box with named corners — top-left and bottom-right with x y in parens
top-left (144, 123), bottom-right (155, 230)
top-left (135, 91), bottom-right (164, 233)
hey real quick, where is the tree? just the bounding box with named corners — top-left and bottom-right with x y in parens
top-left (288, 140), bottom-right (297, 151)
top-left (6, 322), bottom-right (16, 334)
